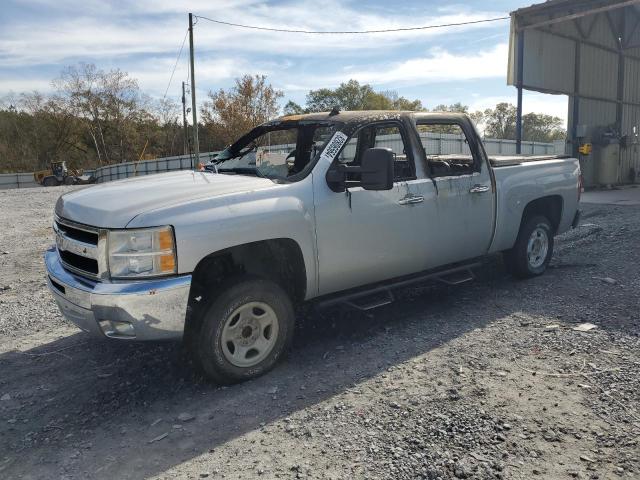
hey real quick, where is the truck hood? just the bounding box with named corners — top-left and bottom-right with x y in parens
top-left (55, 170), bottom-right (277, 228)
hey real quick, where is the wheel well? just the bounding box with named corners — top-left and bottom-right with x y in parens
top-left (520, 195), bottom-right (563, 233)
top-left (185, 239), bottom-right (306, 335)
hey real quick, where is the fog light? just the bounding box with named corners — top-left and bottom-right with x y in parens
top-left (99, 320), bottom-right (136, 338)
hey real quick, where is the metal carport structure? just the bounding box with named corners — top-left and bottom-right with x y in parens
top-left (508, 0), bottom-right (640, 186)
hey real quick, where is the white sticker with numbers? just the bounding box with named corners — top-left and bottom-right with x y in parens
top-left (319, 131), bottom-right (348, 164)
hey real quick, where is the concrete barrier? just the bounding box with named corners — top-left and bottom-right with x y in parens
top-left (0, 173), bottom-right (39, 190)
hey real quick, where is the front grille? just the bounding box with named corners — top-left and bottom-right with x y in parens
top-left (58, 222), bottom-right (98, 245)
top-left (54, 216), bottom-right (103, 280)
top-left (59, 250), bottom-right (99, 275)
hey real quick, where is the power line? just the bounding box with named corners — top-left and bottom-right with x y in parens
top-left (162, 29), bottom-right (189, 102)
top-left (193, 14), bottom-right (509, 34)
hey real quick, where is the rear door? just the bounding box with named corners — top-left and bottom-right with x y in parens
top-left (410, 118), bottom-right (495, 268)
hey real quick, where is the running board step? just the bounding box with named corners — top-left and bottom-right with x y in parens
top-left (437, 268), bottom-right (475, 285)
top-left (316, 261), bottom-right (483, 312)
top-left (344, 290), bottom-right (395, 311)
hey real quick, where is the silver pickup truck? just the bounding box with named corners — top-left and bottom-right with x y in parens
top-left (46, 111), bottom-right (581, 383)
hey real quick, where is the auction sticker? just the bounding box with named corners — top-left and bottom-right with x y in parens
top-left (319, 131), bottom-right (348, 164)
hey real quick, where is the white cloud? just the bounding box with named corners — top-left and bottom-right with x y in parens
top-left (277, 43), bottom-right (509, 93)
top-left (129, 57), bottom-right (260, 98)
top-left (0, 1), bottom-right (508, 65)
top-left (0, 0), bottom-right (513, 106)
top-left (345, 43), bottom-right (509, 85)
top-left (0, 78), bottom-right (53, 95)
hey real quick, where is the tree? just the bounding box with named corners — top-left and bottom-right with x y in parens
top-left (429, 102), bottom-right (483, 127)
top-left (483, 103), bottom-right (517, 140)
top-left (283, 100), bottom-right (306, 116)
top-left (306, 80), bottom-right (373, 111)
top-left (522, 112), bottom-right (566, 142)
top-left (0, 91), bottom-right (86, 172)
top-left (432, 102), bottom-right (468, 113)
top-left (147, 97), bottom-right (182, 158)
top-left (381, 90), bottom-right (424, 111)
top-left (201, 75), bottom-right (283, 149)
top-left (54, 63), bottom-right (149, 165)
top-left (288, 79), bottom-right (424, 113)
top-left (20, 91), bottom-right (85, 169)
top-left (483, 102), bottom-right (565, 142)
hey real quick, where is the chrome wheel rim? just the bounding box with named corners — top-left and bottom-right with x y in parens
top-left (527, 226), bottom-right (549, 269)
top-left (221, 301), bottom-right (279, 368)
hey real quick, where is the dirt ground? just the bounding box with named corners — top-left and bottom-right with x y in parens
top-left (0, 186), bottom-right (639, 480)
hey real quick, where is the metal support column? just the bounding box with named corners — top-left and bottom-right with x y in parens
top-left (188, 13), bottom-right (200, 169)
top-left (616, 25), bottom-right (625, 132)
top-left (571, 41), bottom-right (581, 158)
top-left (515, 29), bottom-right (525, 154)
top-left (616, 16), bottom-right (625, 183)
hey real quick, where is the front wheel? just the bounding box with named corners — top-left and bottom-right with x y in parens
top-left (42, 176), bottom-right (59, 187)
top-left (504, 215), bottom-right (554, 278)
top-left (196, 277), bottom-right (295, 384)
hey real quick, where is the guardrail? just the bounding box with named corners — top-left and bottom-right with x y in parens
top-left (0, 134), bottom-right (565, 190)
top-left (91, 152), bottom-right (217, 183)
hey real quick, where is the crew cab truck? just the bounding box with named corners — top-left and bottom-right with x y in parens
top-left (46, 111), bottom-right (581, 383)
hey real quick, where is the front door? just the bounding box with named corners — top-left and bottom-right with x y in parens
top-left (313, 121), bottom-right (425, 296)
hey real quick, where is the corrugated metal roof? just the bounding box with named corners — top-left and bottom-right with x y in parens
top-left (624, 57), bottom-right (640, 103)
top-left (509, 0), bottom-right (640, 185)
top-left (584, 13), bottom-right (619, 50)
top-left (579, 45), bottom-right (618, 101)
top-left (509, 0), bottom-right (640, 100)
top-left (522, 29), bottom-right (575, 94)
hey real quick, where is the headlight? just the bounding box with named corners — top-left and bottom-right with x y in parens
top-left (108, 226), bottom-right (177, 279)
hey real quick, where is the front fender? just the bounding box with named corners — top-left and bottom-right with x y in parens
top-left (127, 179), bottom-right (318, 298)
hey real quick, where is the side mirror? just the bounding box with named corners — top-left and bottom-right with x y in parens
top-left (360, 148), bottom-right (394, 190)
top-left (326, 147), bottom-right (394, 192)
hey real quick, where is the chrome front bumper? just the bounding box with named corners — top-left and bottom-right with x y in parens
top-left (45, 247), bottom-right (191, 340)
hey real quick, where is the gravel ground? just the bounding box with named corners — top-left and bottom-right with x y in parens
top-left (0, 186), bottom-right (639, 480)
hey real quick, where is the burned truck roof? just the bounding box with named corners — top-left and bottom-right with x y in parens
top-left (269, 110), bottom-right (472, 127)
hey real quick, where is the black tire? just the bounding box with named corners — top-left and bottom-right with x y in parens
top-left (196, 276), bottom-right (295, 384)
top-left (504, 215), bottom-right (554, 279)
top-left (42, 176), bottom-right (59, 187)
top-left (63, 176), bottom-right (76, 185)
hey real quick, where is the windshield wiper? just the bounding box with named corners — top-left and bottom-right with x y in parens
top-left (214, 142), bottom-right (257, 165)
top-left (217, 167), bottom-right (264, 178)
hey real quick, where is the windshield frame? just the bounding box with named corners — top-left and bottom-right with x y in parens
top-left (210, 119), bottom-right (344, 182)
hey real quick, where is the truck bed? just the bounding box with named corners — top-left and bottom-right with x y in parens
top-left (426, 154), bottom-right (570, 169)
top-left (489, 154), bottom-right (570, 167)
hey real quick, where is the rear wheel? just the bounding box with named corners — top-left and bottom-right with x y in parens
top-left (196, 276), bottom-right (294, 384)
top-left (63, 176), bottom-right (76, 185)
top-left (504, 215), bottom-right (554, 278)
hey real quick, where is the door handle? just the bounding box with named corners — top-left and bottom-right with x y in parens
top-left (469, 184), bottom-right (490, 193)
top-left (398, 195), bottom-right (424, 205)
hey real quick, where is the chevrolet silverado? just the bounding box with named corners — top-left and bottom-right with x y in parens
top-left (46, 111), bottom-right (581, 383)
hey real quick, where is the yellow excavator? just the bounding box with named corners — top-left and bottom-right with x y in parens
top-left (34, 161), bottom-right (94, 187)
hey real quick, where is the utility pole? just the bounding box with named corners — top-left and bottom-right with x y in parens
top-left (515, 29), bottom-right (524, 154)
top-left (181, 81), bottom-right (188, 155)
top-left (188, 12), bottom-right (199, 168)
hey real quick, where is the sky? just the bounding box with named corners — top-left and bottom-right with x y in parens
top-left (0, 0), bottom-right (569, 124)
